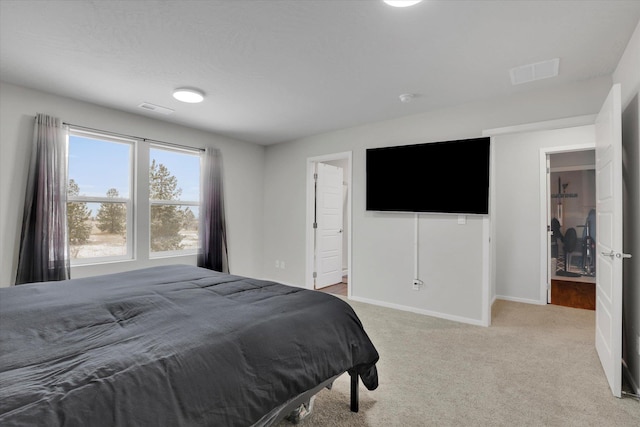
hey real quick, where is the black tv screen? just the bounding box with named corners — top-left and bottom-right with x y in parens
top-left (366, 137), bottom-right (490, 214)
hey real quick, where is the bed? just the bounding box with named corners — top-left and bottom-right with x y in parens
top-left (0, 265), bottom-right (379, 426)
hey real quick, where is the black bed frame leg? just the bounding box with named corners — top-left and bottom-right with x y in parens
top-left (349, 371), bottom-right (359, 413)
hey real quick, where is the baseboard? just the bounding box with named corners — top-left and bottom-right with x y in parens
top-left (258, 277), bottom-right (308, 289)
top-left (348, 295), bottom-right (487, 327)
top-left (495, 295), bottom-right (547, 305)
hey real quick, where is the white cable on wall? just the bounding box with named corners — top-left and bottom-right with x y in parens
top-left (414, 213), bottom-right (419, 279)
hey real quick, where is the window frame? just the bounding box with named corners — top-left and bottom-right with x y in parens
top-left (66, 128), bottom-right (202, 269)
top-left (66, 129), bottom-right (135, 265)
top-left (148, 144), bottom-right (202, 258)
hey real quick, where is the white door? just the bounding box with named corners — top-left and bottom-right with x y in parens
top-left (595, 84), bottom-right (625, 398)
top-left (315, 163), bottom-right (344, 288)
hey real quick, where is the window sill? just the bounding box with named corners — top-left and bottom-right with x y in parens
top-left (70, 255), bottom-right (198, 280)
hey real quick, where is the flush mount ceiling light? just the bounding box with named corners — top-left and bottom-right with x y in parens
top-left (172, 88), bottom-right (205, 103)
top-left (383, 0), bottom-right (423, 7)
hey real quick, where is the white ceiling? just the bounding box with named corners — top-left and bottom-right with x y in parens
top-left (1, 0), bottom-right (639, 145)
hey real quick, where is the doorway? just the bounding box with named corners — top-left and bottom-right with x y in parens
top-left (305, 152), bottom-right (352, 297)
top-left (546, 150), bottom-right (597, 309)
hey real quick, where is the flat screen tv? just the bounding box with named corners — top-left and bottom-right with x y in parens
top-left (366, 137), bottom-right (490, 214)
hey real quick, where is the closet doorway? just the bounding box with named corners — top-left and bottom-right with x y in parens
top-left (547, 150), bottom-right (596, 309)
top-left (305, 152), bottom-right (352, 297)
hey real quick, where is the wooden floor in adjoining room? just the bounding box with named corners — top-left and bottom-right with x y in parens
top-left (550, 279), bottom-right (595, 310)
top-left (317, 276), bottom-right (348, 296)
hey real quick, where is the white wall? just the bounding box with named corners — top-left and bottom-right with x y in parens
top-left (262, 76), bottom-right (613, 325)
top-left (549, 150), bottom-right (595, 168)
top-left (0, 82), bottom-right (265, 286)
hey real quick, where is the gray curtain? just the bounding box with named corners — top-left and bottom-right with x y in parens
top-left (198, 147), bottom-right (229, 273)
top-left (15, 114), bottom-right (70, 284)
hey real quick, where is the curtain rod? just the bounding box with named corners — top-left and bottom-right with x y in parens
top-left (62, 122), bottom-right (206, 152)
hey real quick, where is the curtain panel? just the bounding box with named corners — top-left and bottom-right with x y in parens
top-left (15, 114), bottom-right (70, 284)
top-left (198, 147), bottom-right (229, 273)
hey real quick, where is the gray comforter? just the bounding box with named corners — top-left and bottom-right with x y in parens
top-left (0, 265), bottom-right (379, 426)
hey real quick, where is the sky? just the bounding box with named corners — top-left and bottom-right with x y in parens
top-left (68, 135), bottom-right (201, 201)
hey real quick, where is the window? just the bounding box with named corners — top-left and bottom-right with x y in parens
top-left (66, 128), bottom-right (201, 266)
top-left (149, 146), bottom-right (201, 256)
top-left (67, 130), bottom-right (133, 263)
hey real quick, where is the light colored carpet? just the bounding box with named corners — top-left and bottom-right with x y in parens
top-left (278, 298), bottom-right (639, 426)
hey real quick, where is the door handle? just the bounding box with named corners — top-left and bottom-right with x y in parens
top-left (601, 250), bottom-right (632, 259)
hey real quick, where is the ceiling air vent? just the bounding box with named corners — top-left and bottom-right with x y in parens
top-left (509, 58), bottom-right (560, 85)
top-left (138, 102), bottom-right (174, 115)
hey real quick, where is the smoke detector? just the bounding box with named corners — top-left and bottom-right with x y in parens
top-left (399, 93), bottom-right (415, 103)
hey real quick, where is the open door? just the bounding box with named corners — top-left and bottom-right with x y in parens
top-left (595, 83), bottom-right (628, 398)
top-left (314, 162), bottom-right (344, 288)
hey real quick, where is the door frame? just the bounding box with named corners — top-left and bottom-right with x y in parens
top-left (305, 151), bottom-right (352, 295)
top-left (539, 144), bottom-right (595, 304)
